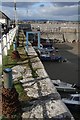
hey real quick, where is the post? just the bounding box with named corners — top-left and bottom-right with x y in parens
top-left (7, 33), bottom-right (10, 50)
top-left (0, 41), bottom-right (2, 65)
top-left (9, 31), bottom-right (12, 45)
top-left (10, 32), bottom-right (13, 44)
top-left (38, 32), bottom-right (40, 49)
top-left (3, 68), bottom-right (13, 89)
top-left (26, 32), bottom-right (28, 50)
top-left (0, 41), bottom-right (2, 76)
top-left (2, 34), bottom-right (7, 56)
top-left (14, 0), bottom-right (18, 48)
top-left (12, 29), bottom-right (15, 42)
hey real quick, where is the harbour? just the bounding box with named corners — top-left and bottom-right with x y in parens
top-left (0, 1), bottom-right (80, 119)
top-left (42, 42), bottom-right (80, 120)
top-left (24, 23), bottom-right (80, 120)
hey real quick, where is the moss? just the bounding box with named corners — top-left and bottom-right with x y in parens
top-left (14, 81), bottom-right (32, 102)
top-left (28, 59), bottom-right (38, 78)
top-left (1, 115), bottom-right (22, 120)
top-left (17, 76), bottom-right (23, 81)
top-left (32, 69), bottom-right (38, 78)
top-left (1, 116), bottom-right (8, 120)
top-left (2, 45), bottom-right (17, 70)
top-left (3, 55), bottom-right (17, 70)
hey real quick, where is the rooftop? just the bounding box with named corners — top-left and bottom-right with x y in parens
top-left (0, 11), bottom-right (10, 20)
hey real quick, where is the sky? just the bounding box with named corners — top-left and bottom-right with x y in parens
top-left (0, 0), bottom-right (80, 21)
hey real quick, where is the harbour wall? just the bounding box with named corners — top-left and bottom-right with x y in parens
top-left (31, 23), bottom-right (79, 43)
top-left (21, 41), bottom-right (74, 119)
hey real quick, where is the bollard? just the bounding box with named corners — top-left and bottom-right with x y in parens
top-left (13, 41), bottom-right (17, 51)
top-left (3, 68), bottom-right (13, 89)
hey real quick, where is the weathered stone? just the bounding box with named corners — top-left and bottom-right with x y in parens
top-left (12, 65), bottom-right (26, 80)
top-left (22, 99), bottom-right (73, 119)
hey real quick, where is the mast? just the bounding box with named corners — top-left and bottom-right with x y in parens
top-left (14, 0), bottom-right (17, 27)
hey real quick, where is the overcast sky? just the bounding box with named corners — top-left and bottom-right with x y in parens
top-left (0, 0), bottom-right (80, 21)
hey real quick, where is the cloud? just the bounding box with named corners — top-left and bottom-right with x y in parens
top-left (0, 2), bottom-right (79, 21)
top-left (2, 0), bottom-right (79, 2)
top-left (26, 2), bottom-right (78, 20)
top-left (2, 2), bottom-right (35, 8)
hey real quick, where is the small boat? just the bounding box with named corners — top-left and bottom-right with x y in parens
top-left (52, 80), bottom-right (76, 92)
top-left (42, 44), bottom-right (55, 52)
top-left (62, 94), bottom-right (80, 111)
top-left (39, 51), bottom-right (63, 62)
top-left (40, 55), bottom-right (62, 62)
top-left (72, 83), bottom-right (80, 90)
top-left (33, 43), bottom-right (55, 52)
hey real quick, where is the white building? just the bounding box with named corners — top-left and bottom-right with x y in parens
top-left (0, 11), bottom-right (11, 35)
top-left (0, 11), bottom-right (10, 27)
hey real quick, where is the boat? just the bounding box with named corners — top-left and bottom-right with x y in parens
top-left (42, 44), bottom-right (55, 52)
top-left (33, 43), bottom-right (55, 53)
top-left (52, 80), bottom-right (76, 93)
top-left (40, 55), bottom-right (62, 62)
top-left (32, 38), bottom-right (55, 52)
top-left (72, 83), bottom-right (80, 90)
top-left (39, 51), bottom-right (63, 62)
top-left (62, 94), bottom-right (80, 111)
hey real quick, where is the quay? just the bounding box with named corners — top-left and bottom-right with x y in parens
top-left (0, 25), bottom-right (75, 119)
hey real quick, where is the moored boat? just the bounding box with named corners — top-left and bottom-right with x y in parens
top-left (62, 94), bottom-right (80, 111)
top-left (39, 51), bottom-right (63, 62)
top-left (52, 80), bottom-right (76, 93)
top-left (40, 55), bottom-right (62, 62)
